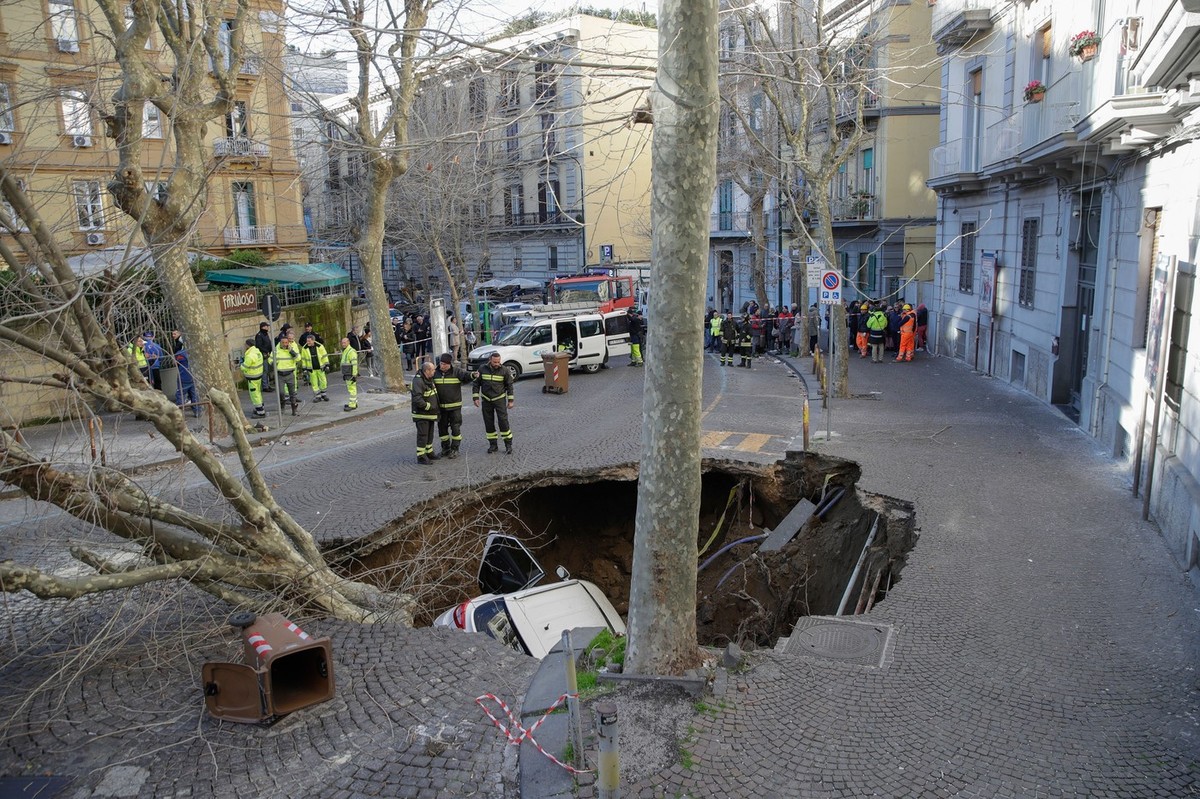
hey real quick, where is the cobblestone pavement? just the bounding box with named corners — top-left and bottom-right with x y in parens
top-left (0, 353), bottom-right (804, 797)
top-left (622, 352), bottom-right (1200, 798)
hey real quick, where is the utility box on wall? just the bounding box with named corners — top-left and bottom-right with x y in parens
top-left (202, 612), bottom-right (335, 724)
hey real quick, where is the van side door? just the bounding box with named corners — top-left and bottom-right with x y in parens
top-left (577, 317), bottom-right (605, 363)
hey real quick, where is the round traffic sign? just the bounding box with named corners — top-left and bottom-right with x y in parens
top-left (822, 271), bottom-right (841, 290)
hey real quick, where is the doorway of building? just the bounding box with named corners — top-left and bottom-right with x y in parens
top-left (1067, 191), bottom-right (1102, 415)
top-left (718, 251), bottom-right (734, 313)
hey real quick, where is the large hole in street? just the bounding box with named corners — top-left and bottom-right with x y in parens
top-left (329, 452), bottom-right (917, 650)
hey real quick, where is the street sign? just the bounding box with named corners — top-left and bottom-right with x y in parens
top-left (820, 270), bottom-right (841, 304)
top-left (806, 256), bottom-right (825, 288)
top-left (260, 292), bottom-right (281, 322)
top-left (599, 244), bottom-right (613, 263)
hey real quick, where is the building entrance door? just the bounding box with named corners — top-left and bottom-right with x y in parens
top-left (1068, 192), bottom-right (1101, 414)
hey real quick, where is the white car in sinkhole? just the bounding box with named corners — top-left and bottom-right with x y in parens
top-left (432, 532), bottom-right (626, 659)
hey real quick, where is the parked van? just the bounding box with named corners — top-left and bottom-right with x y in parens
top-left (466, 310), bottom-right (630, 379)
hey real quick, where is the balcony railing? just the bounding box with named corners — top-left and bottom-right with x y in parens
top-left (1021, 70), bottom-right (1082, 152)
top-left (831, 194), bottom-right (877, 221)
top-left (488, 210), bottom-right (582, 229)
top-left (835, 84), bottom-right (882, 119)
top-left (711, 212), bottom-right (751, 234)
top-left (223, 225), bottom-right (276, 246)
top-left (214, 137), bottom-right (271, 158)
top-left (982, 118), bottom-right (1022, 166)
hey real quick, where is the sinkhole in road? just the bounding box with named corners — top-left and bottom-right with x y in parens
top-left (337, 451), bottom-right (917, 650)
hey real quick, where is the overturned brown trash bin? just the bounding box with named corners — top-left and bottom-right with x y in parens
top-left (202, 612), bottom-right (335, 724)
top-left (541, 350), bottom-right (570, 395)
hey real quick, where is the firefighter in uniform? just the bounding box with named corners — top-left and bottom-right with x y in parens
top-left (270, 330), bottom-right (302, 408)
top-left (412, 360), bottom-right (439, 464)
top-left (299, 333), bottom-right (331, 402)
top-left (473, 351), bottom-right (515, 454)
top-left (896, 303), bottom-right (918, 362)
top-left (433, 352), bottom-right (476, 458)
top-left (738, 314), bottom-right (754, 367)
top-left (339, 337), bottom-right (358, 412)
top-left (241, 338), bottom-right (267, 418)
top-left (720, 312), bottom-right (738, 366)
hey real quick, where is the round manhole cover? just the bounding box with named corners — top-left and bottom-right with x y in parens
top-left (793, 622), bottom-right (885, 662)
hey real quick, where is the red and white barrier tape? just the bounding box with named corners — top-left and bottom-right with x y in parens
top-left (475, 693), bottom-right (592, 775)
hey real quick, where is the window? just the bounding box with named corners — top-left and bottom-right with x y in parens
top-left (505, 120), bottom-right (520, 161)
top-left (217, 19), bottom-right (235, 70)
top-left (1164, 270), bottom-right (1193, 410)
top-left (226, 101), bottom-right (248, 138)
top-left (49, 0), bottom-right (79, 51)
top-left (857, 252), bottom-right (876, 294)
top-left (469, 78), bottom-right (486, 119)
top-left (504, 183), bottom-right (524, 223)
top-left (836, 161), bottom-right (848, 200)
top-left (1, 178), bottom-right (28, 232)
top-left (232, 181), bottom-right (257, 229)
top-left (145, 180), bottom-right (168, 204)
top-left (535, 61), bottom-right (556, 100)
top-left (717, 180), bottom-right (733, 230)
top-left (861, 147), bottom-right (874, 191)
top-left (719, 25), bottom-right (737, 58)
top-left (143, 103), bottom-right (163, 138)
top-left (965, 68), bottom-right (983, 170)
top-left (1035, 24), bottom-right (1052, 87)
top-left (548, 245), bottom-right (558, 271)
top-left (499, 72), bottom-right (519, 107)
top-left (749, 94), bottom-right (764, 133)
top-left (959, 221), bottom-right (977, 293)
top-left (73, 180), bottom-right (104, 230)
top-left (0, 85), bottom-right (14, 132)
top-left (61, 91), bottom-right (90, 135)
top-left (538, 179), bottom-right (560, 220)
top-left (1019, 218), bottom-right (1038, 307)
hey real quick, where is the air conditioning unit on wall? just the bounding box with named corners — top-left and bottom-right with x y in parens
top-left (72, 135), bottom-right (92, 148)
top-left (0, 132), bottom-right (11, 145)
top-left (85, 232), bottom-right (106, 246)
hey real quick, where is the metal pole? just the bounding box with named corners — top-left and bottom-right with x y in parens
top-left (802, 397), bottom-right (810, 451)
top-left (595, 700), bottom-right (620, 799)
top-left (825, 318), bottom-right (833, 442)
top-left (837, 514), bottom-right (880, 616)
top-left (561, 630), bottom-right (584, 770)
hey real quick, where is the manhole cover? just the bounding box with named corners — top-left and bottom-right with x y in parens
top-left (782, 616), bottom-right (892, 667)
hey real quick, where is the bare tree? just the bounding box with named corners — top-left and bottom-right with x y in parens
top-left (624, 0), bottom-right (718, 674)
top-left (313, 0), bottom-right (437, 393)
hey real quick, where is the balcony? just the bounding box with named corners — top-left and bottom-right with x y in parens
top-left (831, 194), bottom-right (877, 222)
top-left (982, 117), bottom-right (1022, 166)
top-left (488, 210), bottom-right (582, 230)
top-left (214, 136), bottom-right (271, 159)
top-left (1019, 70), bottom-right (1084, 162)
top-left (223, 225), bottom-right (276, 246)
top-left (932, 0), bottom-right (994, 53)
top-left (710, 212), bottom-right (751, 236)
top-left (835, 83), bottom-right (882, 121)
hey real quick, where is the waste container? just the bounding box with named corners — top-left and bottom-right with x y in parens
top-left (202, 612), bottom-right (335, 724)
top-left (157, 363), bottom-right (179, 403)
top-left (541, 351), bottom-right (570, 394)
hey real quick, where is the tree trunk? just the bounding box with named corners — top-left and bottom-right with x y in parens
top-left (748, 191), bottom-right (770, 309)
top-left (359, 167), bottom-right (407, 392)
top-left (625, 0), bottom-right (718, 676)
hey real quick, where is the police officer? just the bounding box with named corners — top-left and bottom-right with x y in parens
top-left (241, 337), bottom-right (267, 418)
top-left (412, 360), bottom-right (439, 464)
top-left (433, 353), bottom-right (476, 458)
top-left (339, 337), bottom-right (358, 412)
top-left (473, 351), bottom-right (514, 454)
top-left (270, 329), bottom-right (302, 409)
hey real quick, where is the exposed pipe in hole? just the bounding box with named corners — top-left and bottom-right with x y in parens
top-left (837, 514), bottom-right (880, 616)
top-left (698, 534), bottom-right (769, 572)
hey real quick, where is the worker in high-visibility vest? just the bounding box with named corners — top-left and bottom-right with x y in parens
top-left (339, 337), bottom-right (358, 412)
top-left (896, 304), bottom-right (918, 362)
top-left (709, 312), bottom-right (723, 354)
top-left (241, 338), bottom-right (267, 418)
top-left (124, 336), bottom-right (149, 382)
top-left (270, 330), bottom-right (302, 407)
top-left (299, 333), bottom-right (331, 403)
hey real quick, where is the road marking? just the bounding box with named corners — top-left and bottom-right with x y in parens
top-left (736, 433), bottom-right (772, 453)
top-left (701, 430), bottom-right (733, 448)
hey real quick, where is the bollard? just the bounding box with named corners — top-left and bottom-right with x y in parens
top-left (802, 398), bottom-right (810, 451)
top-left (595, 700), bottom-right (619, 799)
top-left (561, 630), bottom-right (584, 769)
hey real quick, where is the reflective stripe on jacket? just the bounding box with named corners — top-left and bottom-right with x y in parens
top-left (340, 346), bottom-right (358, 378)
top-left (411, 373), bottom-right (439, 420)
top-left (272, 342), bottom-right (300, 373)
top-left (473, 363), bottom-right (514, 403)
top-left (433, 366), bottom-right (473, 409)
top-left (241, 345), bottom-right (265, 378)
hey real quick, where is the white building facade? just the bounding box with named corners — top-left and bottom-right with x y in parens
top-left (929, 0), bottom-right (1200, 577)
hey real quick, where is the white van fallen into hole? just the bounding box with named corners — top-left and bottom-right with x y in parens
top-left (432, 532), bottom-right (626, 659)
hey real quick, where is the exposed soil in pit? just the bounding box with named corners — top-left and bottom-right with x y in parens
top-left (330, 451), bottom-right (917, 649)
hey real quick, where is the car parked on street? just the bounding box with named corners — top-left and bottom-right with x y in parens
top-left (432, 532), bottom-right (626, 658)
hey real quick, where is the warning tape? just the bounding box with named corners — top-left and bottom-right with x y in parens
top-left (475, 692), bottom-right (592, 775)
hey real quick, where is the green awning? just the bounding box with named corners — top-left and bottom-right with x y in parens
top-left (205, 262), bottom-right (349, 290)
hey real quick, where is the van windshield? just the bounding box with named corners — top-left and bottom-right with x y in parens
top-left (494, 324), bottom-right (533, 345)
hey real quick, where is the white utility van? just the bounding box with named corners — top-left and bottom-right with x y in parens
top-left (467, 310), bottom-right (631, 379)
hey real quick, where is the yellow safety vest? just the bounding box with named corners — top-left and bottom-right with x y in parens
top-left (241, 346), bottom-right (264, 378)
top-left (272, 342), bottom-right (299, 372)
top-left (125, 342), bottom-right (148, 368)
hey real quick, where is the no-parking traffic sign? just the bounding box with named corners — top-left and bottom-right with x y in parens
top-left (820, 270), bottom-right (842, 304)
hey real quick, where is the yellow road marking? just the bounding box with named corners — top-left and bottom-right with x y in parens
top-left (701, 430), bottom-right (733, 448)
top-left (736, 433), bottom-right (772, 453)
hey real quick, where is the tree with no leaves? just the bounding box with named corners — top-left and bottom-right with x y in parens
top-left (624, 0), bottom-right (718, 674)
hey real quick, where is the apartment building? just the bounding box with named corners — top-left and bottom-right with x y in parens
top-left (284, 46), bottom-right (350, 241)
top-left (929, 0), bottom-right (1200, 575)
top-left (383, 14), bottom-right (656, 290)
top-left (709, 0), bottom-right (940, 312)
top-left (0, 0), bottom-right (306, 264)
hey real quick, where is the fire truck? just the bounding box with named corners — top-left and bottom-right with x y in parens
top-left (548, 271), bottom-right (636, 314)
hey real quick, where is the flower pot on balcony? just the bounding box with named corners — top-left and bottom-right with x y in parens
top-left (1028, 92), bottom-right (1045, 104)
top-left (1078, 44), bottom-right (1097, 62)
